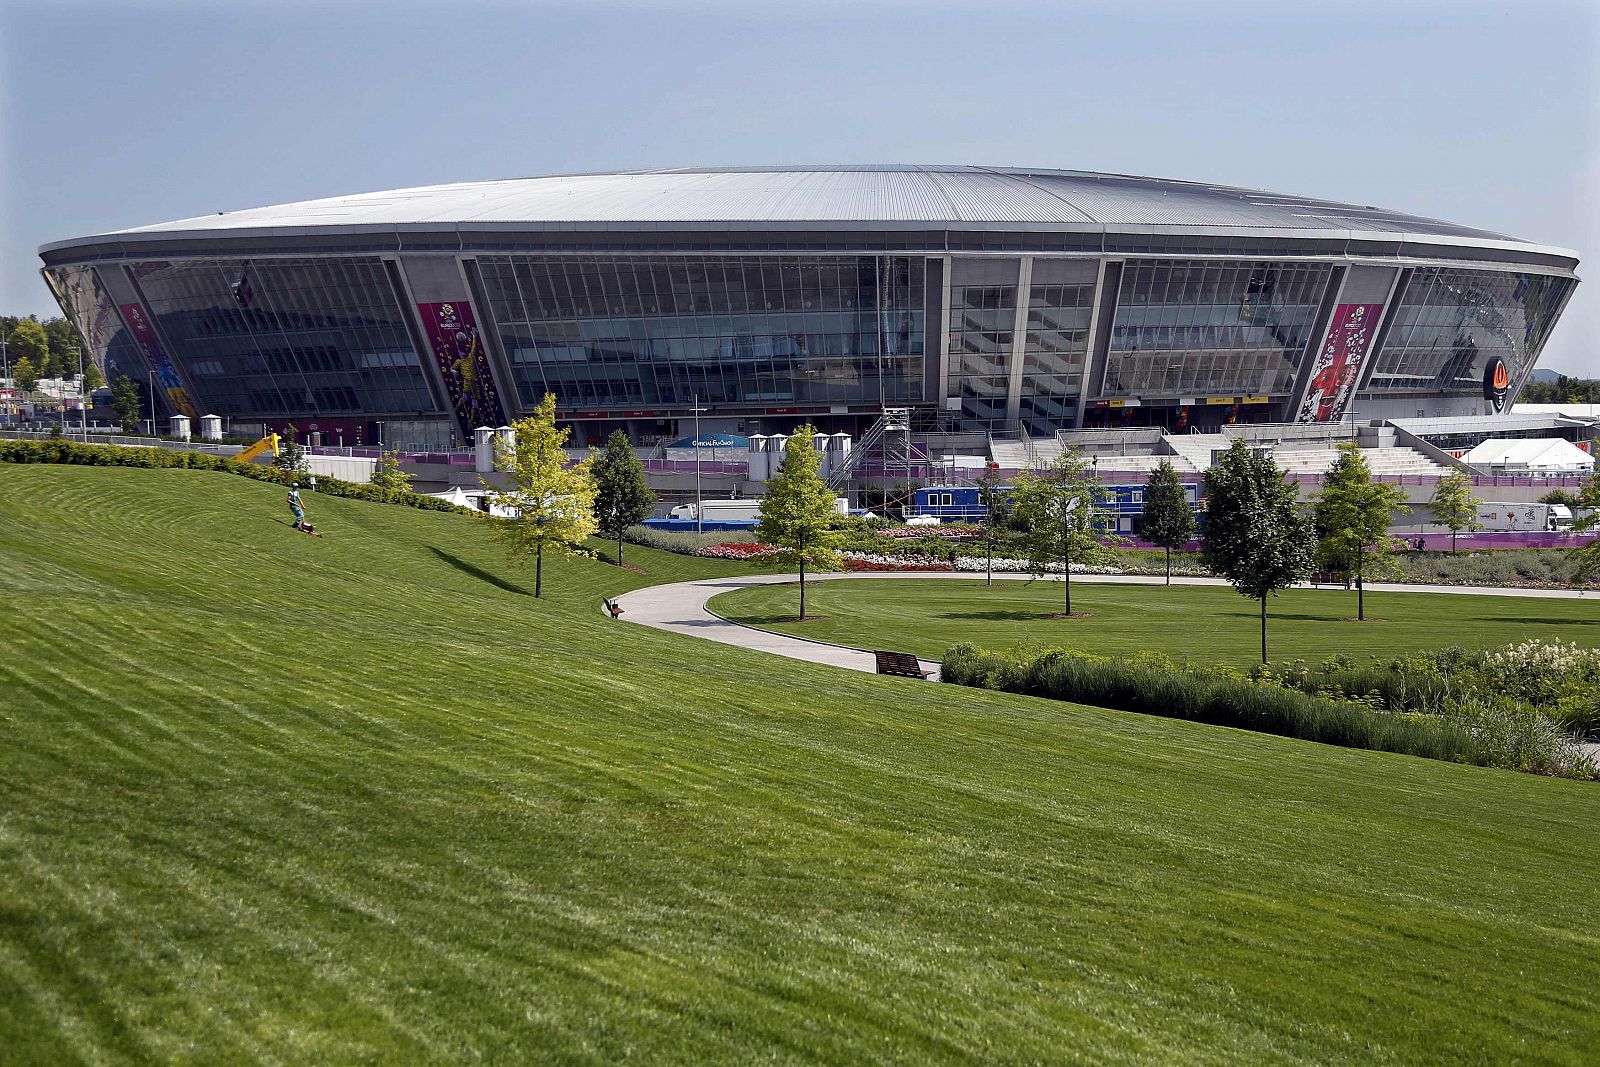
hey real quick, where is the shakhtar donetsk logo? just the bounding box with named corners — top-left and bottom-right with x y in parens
top-left (1484, 358), bottom-right (1510, 413)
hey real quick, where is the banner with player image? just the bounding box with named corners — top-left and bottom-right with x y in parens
top-left (1297, 303), bottom-right (1383, 423)
top-left (118, 302), bottom-right (198, 418)
top-left (416, 300), bottom-right (506, 438)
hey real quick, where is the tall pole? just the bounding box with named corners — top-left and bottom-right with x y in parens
top-left (147, 367), bottom-right (156, 437)
top-left (1, 322), bottom-right (9, 423)
top-left (691, 395), bottom-right (707, 534)
top-left (74, 346), bottom-right (86, 439)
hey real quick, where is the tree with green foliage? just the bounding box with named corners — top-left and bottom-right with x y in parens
top-left (1311, 442), bottom-right (1408, 621)
top-left (486, 393), bottom-right (597, 598)
top-left (974, 465), bottom-right (1011, 587)
top-left (756, 425), bottom-right (843, 620)
top-left (1011, 448), bottom-right (1114, 617)
top-left (9, 319), bottom-right (48, 377)
top-left (13, 355), bottom-right (39, 400)
top-left (1137, 459), bottom-right (1195, 585)
top-left (1429, 470), bottom-right (1483, 553)
top-left (274, 424), bottom-right (309, 475)
top-left (44, 318), bottom-right (78, 378)
top-left (1201, 439), bottom-right (1314, 663)
top-left (369, 448), bottom-right (413, 493)
top-left (109, 375), bottom-right (142, 432)
top-left (81, 361), bottom-right (105, 395)
top-left (592, 430), bottom-right (655, 567)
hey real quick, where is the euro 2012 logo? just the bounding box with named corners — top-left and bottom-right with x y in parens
top-left (438, 303), bottom-right (458, 327)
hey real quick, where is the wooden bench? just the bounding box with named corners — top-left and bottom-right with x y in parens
top-left (874, 650), bottom-right (932, 679)
top-left (1308, 572), bottom-right (1350, 589)
top-left (603, 598), bottom-right (625, 619)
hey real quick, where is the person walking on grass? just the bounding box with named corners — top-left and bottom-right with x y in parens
top-left (287, 483), bottom-right (306, 530)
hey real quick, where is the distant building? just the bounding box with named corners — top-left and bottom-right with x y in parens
top-left (39, 166), bottom-right (1579, 450)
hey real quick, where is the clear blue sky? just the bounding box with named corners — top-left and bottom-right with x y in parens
top-left (3, 0), bottom-right (1595, 372)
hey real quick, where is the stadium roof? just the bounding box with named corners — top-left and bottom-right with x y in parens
top-left (40, 165), bottom-right (1578, 263)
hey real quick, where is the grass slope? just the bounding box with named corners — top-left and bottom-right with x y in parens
top-left (710, 577), bottom-right (1600, 666)
top-left (3, 465), bottom-right (1600, 1065)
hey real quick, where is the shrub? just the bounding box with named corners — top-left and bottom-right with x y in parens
top-left (941, 643), bottom-right (1597, 778)
top-left (622, 525), bottom-right (757, 554)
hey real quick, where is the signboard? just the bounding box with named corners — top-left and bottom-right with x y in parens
top-left (416, 301), bottom-right (505, 437)
top-left (118, 302), bottom-right (198, 418)
top-left (1484, 358), bottom-right (1510, 413)
top-left (1298, 303), bottom-right (1382, 423)
top-left (1204, 396), bottom-right (1237, 406)
top-left (1241, 395), bottom-right (1271, 405)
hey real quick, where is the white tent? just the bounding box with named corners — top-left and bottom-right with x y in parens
top-left (428, 486), bottom-right (478, 508)
top-left (1462, 437), bottom-right (1595, 473)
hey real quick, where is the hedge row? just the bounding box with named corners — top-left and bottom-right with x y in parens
top-left (941, 643), bottom-right (1490, 767)
top-left (0, 439), bottom-right (468, 515)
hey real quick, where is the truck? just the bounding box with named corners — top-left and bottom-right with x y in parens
top-left (668, 497), bottom-right (849, 522)
top-left (1473, 501), bottom-right (1575, 533)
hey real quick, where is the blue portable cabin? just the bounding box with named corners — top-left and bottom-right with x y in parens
top-left (911, 485), bottom-right (993, 522)
top-left (911, 482), bottom-right (1200, 532)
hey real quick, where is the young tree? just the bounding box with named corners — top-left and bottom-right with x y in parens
top-left (274, 424), bottom-right (310, 475)
top-left (1429, 469), bottom-right (1483, 553)
top-left (81, 361), bottom-right (105, 394)
top-left (756, 425), bottom-right (843, 620)
top-left (974, 465), bottom-right (1011, 587)
top-left (1311, 442), bottom-right (1408, 621)
top-left (1138, 459), bottom-right (1195, 585)
top-left (1201, 439), bottom-right (1314, 663)
top-left (591, 430), bottom-right (655, 567)
top-left (109, 374), bottom-right (141, 431)
top-left (486, 393), bottom-right (597, 598)
top-left (44, 318), bottom-right (78, 377)
top-left (13, 355), bottom-right (39, 400)
top-left (1011, 448), bottom-right (1114, 617)
top-left (369, 448), bottom-right (413, 493)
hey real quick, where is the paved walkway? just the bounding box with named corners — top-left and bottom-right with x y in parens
top-left (612, 571), bottom-right (1598, 682)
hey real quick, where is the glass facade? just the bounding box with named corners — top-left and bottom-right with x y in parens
top-left (1018, 275), bottom-right (1095, 436)
top-left (38, 244), bottom-right (1576, 441)
top-left (1103, 260), bottom-right (1333, 397)
top-left (947, 282), bottom-right (1015, 428)
top-left (475, 255), bottom-right (924, 410)
top-left (1367, 267), bottom-right (1575, 394)
top-left (45, 264), bottom-right (143, 384)
top-left (128, 257), bottom-right (437, 418)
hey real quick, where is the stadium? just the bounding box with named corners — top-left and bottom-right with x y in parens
top-left (39, 165), bottom-right (1579, 461)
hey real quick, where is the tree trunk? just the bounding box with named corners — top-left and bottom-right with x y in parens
top-left (1064, 554), bottom-right (1072, 616)
top-left (1452, 527), bottom-right (1458, 554)
top-left (1356, 547), bottom-right (1365, 621)
top-left (799, 557), bottom-right (807, 620)
top-left (535, 543), bottom-right (543, 598)
top-left (1164, 546), bottom-right (1171, 586)
top-left (986, 528), bottom-right (993, 586)
top-left (617, 533), bottom-right (624, 567)
top-left (1260, 595), bottom-right (1268, 664)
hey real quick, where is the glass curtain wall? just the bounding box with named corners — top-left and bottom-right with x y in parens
top-left (948, 283), bottom-right (1015, 429)
top-left (130, 257), bottom-right (434, 418)
top-left (1017, 265), bottom-right (1095, 435)
top-left (1103, 260), bottom-right (1333, 397)
top-left (1367, 268), bottom-right (1575, 394)
top-left (44, 264), bottom-right (144, 384)
top-left (474, 255), bottom-right (924, 411)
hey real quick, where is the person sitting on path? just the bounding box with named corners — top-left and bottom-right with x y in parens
top-left (287, 483), bottom-right (306, 530)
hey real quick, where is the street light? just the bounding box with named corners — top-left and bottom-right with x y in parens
top-left (690, 395), bottom-right (708, 534)
top-left (70, 346), bottom-right (86, 440)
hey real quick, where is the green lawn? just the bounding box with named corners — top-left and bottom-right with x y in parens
top-left (4, 465), bottom-right (1600, 1064)
top-left (710, 577), bottom-right (1600, 665)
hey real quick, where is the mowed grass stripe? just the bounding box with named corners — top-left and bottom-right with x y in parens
top-left (709, 576), bottom-right (1600, 666)
top-left (2, 465), bottom-right (1599, 1063)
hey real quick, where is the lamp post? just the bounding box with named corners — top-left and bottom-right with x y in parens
top-left (0, 321), bottom-right (9, 423)
top-left (71, 346), bottom-right (86, 439)
top-left (690, 395), bottom-right (707, 534)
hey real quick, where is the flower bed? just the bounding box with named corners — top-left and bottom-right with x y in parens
top-left (696, 541), bottom-right (781, 561)
top-left (952, 556), bottom-right (1125, 575)
top-left (878, 524), bottom-right (982, 540)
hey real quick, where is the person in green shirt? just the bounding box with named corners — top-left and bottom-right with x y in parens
top-left (286, 483), bottom-right (306, 530)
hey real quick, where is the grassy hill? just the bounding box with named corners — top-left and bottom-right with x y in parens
top-left (709, 577), bottom-right (1600, 666)
top-left (3, 464), bottom-right (1599, 1064)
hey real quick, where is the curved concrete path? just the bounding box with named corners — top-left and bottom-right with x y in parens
top-left (612, 570), bottom-right (1598, 682)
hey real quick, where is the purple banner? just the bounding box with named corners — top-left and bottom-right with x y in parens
top-left (416, 301), bottom-right (505, 437)
top-left (118, 302), bottom-right (197, 418)
top-left (1298, 303), bottom-right (1382, 423)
